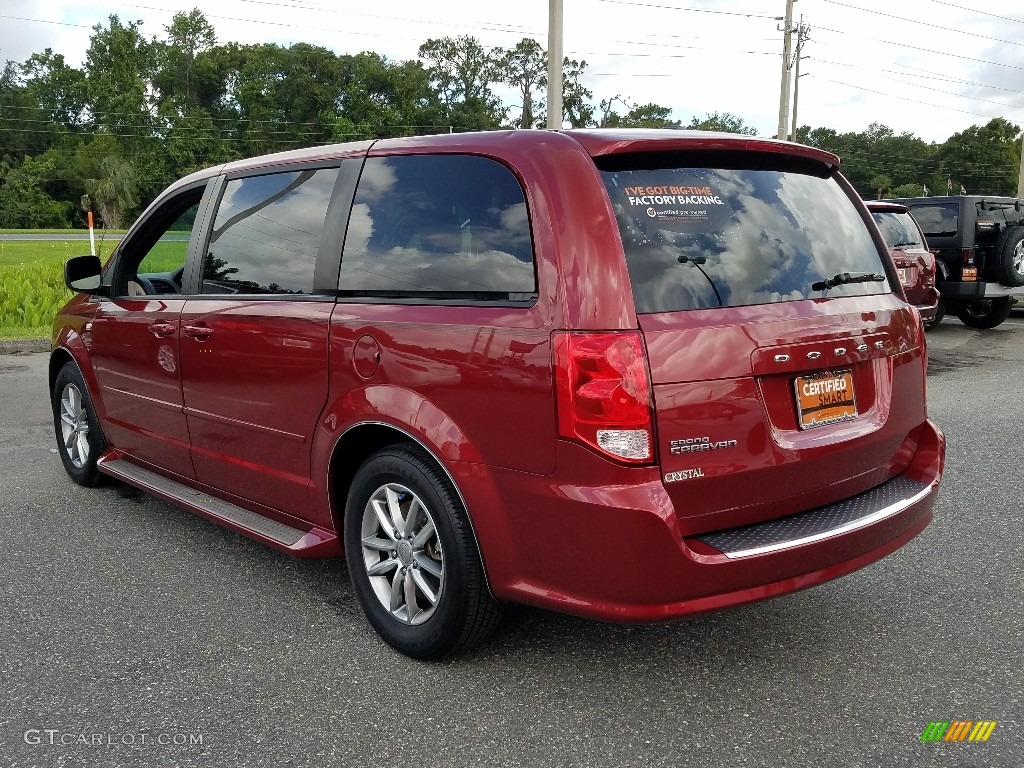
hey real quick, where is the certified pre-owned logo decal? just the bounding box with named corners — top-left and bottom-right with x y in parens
top-left (669, 436), bottom-right (738, 455)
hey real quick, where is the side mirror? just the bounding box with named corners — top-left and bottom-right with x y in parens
top-left (64, 255), bottom-right (103, 293)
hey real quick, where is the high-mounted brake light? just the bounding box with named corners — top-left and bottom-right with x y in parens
top-left (553, 331), bottom-right (654, 463)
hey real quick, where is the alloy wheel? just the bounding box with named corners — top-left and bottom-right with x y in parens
top-left (59, 383), bottom-right (91, 469)
top-left (360, 482), bottom-right (445, 625)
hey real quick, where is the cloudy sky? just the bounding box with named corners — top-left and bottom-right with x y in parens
top-left (2, 0), bottom-right (1023, 144)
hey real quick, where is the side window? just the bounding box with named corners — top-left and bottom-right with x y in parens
top-left (339, 155), bottom-right (536, 299)
top-left (118, 188), bottom-right (204, 297)
top-left (909, 204), bottom-right (959, 238)
top-left (203, 167), bottom-right (339, 295)
top-left (979, 206), bottom-right (1005, 230)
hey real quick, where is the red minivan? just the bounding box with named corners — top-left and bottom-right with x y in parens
top-left (867, 201), bottom-right (941, 326)
top-left (52, 130), bottom-right (945, 658)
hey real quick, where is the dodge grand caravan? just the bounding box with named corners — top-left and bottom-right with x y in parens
top-left (52, 130), bottom-right (945, 658)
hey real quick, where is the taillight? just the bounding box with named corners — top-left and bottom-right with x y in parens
top-left (962, 248), bottom-right (975, 266)
top-left (553, 331), bottom-right (654, 463)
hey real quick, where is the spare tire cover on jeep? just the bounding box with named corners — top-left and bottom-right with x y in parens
top-left (994, 226), bottom-right (1024, 287)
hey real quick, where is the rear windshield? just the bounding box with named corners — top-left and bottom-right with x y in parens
top-left (601, 165), bottom-right (890, 313)
top-left (871, 211), bottom-right (924, 249)
top-left (908, 203), bottom-right (959, 237)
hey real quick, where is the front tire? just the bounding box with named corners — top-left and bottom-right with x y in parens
top-left (344, 444), bottom-right (500, 659)
top-left (956, 296), bottom-right (1013, 329)
top-left (52, 361), bottom-right (106, 486)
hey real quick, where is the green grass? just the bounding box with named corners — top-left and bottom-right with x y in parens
top-left (0, 235), bottom-right (187, 339)
top-left (0, 240), bottom-right (90, 267)
top-left (0, 260), bottom-right (74, 338)
top-left (0, 228), bottom-right (129, 235)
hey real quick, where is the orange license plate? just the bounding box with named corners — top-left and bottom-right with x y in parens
top-left (962, 267), bottom-right (977, 281)
top-left (794, 370), bottom-right (858, 430)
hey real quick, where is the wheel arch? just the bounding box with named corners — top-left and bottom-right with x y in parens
top-left (48, 346), bottom-right (76, 392)
top-left (326, 421), bottom-right (494, 595)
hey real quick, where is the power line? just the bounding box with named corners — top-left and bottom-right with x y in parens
top-left (814, 24), bottom-right (1024, 71)
top-left (812, 62), bottom-right (1024, 111)
top-left (811, 58), bottom-right (1024, 96)
top-left (808, 75), bottom-right (1012, 120)
top-left (821, 0), bottom-right (1024, 48)
top-left (0, 14), bottom-right (93, 29)
top-left (227, 0), bottom-right (538, 36)
top-left (921, 0), bottom-right (1024, 26)
top-left (572, 48), bottom-right (777, 60)
top-left (1, 111), bottom-right (453, 133)
top-left (595, 1), bottom-right (775, 20)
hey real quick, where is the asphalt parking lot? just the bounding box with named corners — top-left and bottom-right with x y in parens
top-left (1, 319), bottom-right (1021, 767)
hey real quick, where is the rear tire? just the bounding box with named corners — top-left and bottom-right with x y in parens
top-left (343, 444), bottom-right (500, 659)
top-left (994, 227), bottom-right (1024, 287)
top-left (956, 296), bottom-right (1013, 329)
top-left (52, 361), bottom-right (106, 487)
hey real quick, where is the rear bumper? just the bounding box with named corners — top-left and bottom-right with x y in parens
top-left (940, 281), bottom-right (985, 300)
top-left (914, 288), bottom-right (940, 322)
top-left (457, 419), bottom-right (944, 622)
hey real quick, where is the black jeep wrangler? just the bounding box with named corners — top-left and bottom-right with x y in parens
top-left (886, 195), bottom-right (1024, 328)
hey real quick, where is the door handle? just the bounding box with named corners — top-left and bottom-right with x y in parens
top-left (149, 322), bottom-right (176, 338)
top-left (183, 324), bottom-right (214, 340)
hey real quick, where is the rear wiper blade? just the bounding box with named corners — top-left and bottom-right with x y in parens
top-left (891, 241), bottom-right (921, 248)
top-left (811, 271), bottom-right (886, 291)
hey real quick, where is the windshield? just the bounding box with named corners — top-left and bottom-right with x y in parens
top-left (871, 211), bottom-right (924, 248)
top-left (601, 165), bottom-right (890, 313)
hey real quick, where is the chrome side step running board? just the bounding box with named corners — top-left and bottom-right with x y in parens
top-left (696, 475), bottom-right (932, 559)
top-left (98, 455), bottom-right (338, 556)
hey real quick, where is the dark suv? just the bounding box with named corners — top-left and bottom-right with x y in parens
top-left (52, 130), bottom-right (944, 658)
top-left (886, 195), bottom-right (1024, 328)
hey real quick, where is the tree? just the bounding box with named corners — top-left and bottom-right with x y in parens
top-left (336, 52), bottom-right (447, 138)
top-left (890, 183), bottom-right (926, 197)
top-left (601, 99), bottom-right (679, 128)
top-left (217, 42), bottom-right (292, 155)
top-left (151, 10), bottom-right (222, 113)
top-left (418, 36), bottom-right (503, 129)
top-left (937, 118), bottom-right (1021, 196)
top-left (870, 174), bottom-right (892, 199)
top-left (0, 153), bottom-right (73, 228)
top-left (276, 43), bottom-right (344, 143)
top-left (801, 123), bottom-right (938, 198)
top-left (687, 111), bottom-right (757, 135)
top-left (496, 38), bottom-right (546, 129)
top-left (20, 49), bottom-right (88, 128)
top-left (84, 16), bottom-right (154, 140)
top-left (0, 61), bottom-right (57, 161)
top-left (86, 155), bottom-right (139, 229)
top-left (560, 58), bottom-right (594, 128)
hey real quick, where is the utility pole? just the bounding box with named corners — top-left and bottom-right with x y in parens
top-left (789, 16), bottom-right (810, 142)
top-left (776, 0), bottom-right (796, 140)
top-left (547, 0), bottom-right (564, 129)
